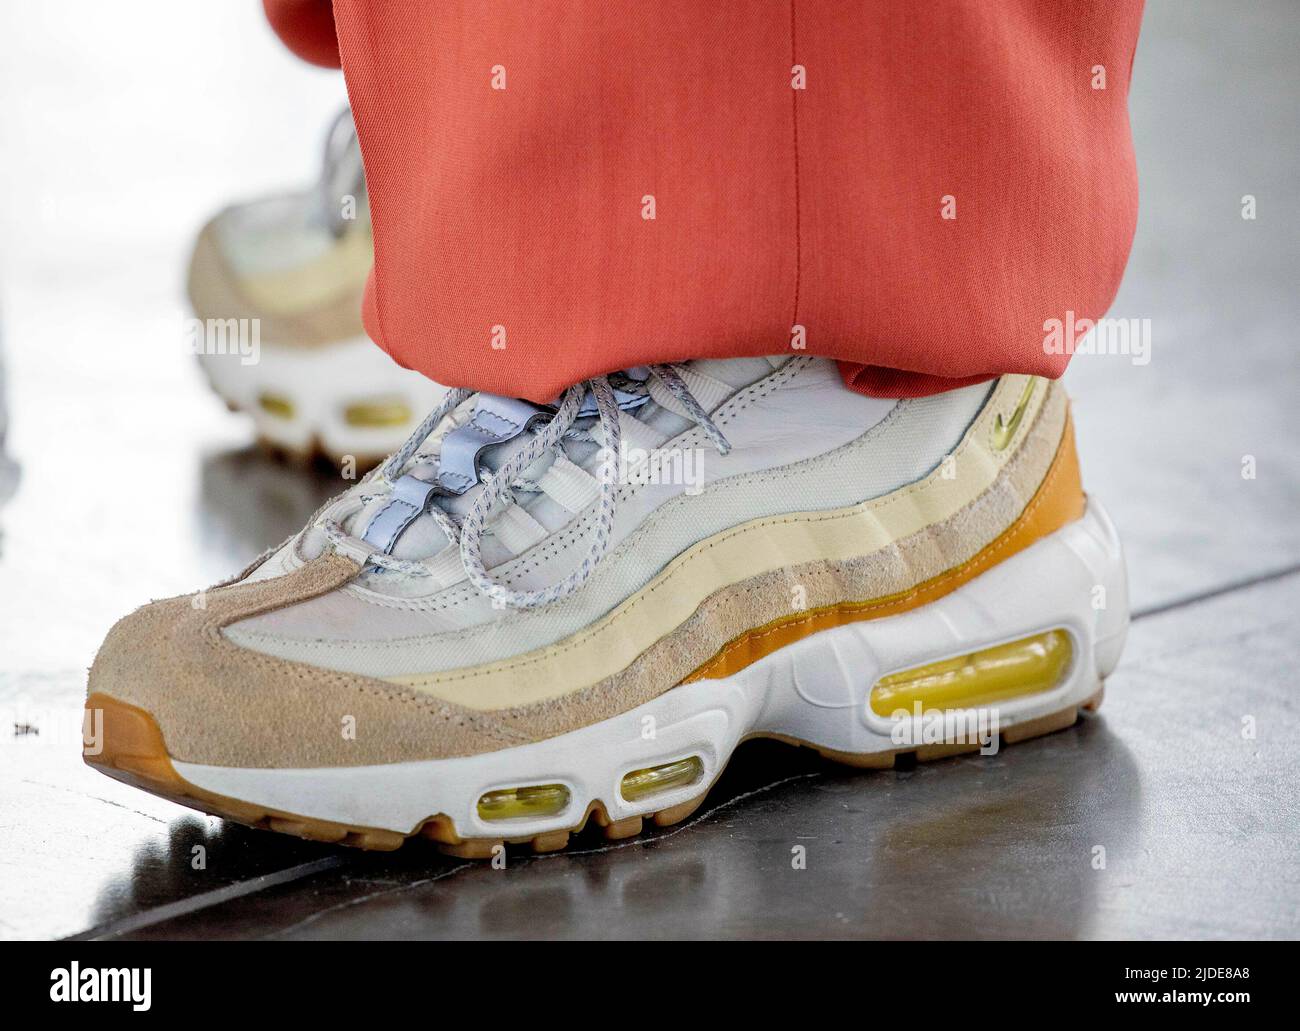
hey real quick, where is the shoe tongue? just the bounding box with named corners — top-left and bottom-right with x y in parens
top-left (690, 356), bottom-right (787, 389)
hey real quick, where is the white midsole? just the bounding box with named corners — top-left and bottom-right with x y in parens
top-left (198, 336), bottom-right (445, 458)
top-left (176, 498), bottom-right (1129, 839)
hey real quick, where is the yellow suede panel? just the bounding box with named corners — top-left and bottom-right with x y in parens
top-left (682, 414), bottom-right (1083, 682)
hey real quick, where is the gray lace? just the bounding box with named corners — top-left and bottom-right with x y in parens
top-left (319, 106), bottom-right (366, 237)
top-left (324, 365), bottom-right (730, 609)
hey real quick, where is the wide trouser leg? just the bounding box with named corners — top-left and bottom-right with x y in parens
top-left (273, 1), bottom-right (1144, 401)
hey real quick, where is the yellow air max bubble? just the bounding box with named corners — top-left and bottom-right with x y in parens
top-left (476, 784), bottom-right (571, 822)
top-left (343, 398), bottom-right (413, 429)
top-left (620, 757), bottom-right (704, 803)
top-left (869, 629), bottom-right (1074, 718)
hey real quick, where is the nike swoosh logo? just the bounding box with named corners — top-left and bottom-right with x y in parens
top-left (991, 379), bottom-right (1036, 451)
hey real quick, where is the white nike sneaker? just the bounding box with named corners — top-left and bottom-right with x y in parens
top-left (86, 357), bottom-right (1128, 853)
top-left (187, 107), bottom-right (443, 467)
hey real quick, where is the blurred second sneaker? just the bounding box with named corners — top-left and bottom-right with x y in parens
top-left (0, 314), bottom-right (19, 510)
top-left (187, 107), bottom-right (444, 468)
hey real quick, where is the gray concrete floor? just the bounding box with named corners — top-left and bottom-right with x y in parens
top-left (1, 1), bottom-right (1298, 940)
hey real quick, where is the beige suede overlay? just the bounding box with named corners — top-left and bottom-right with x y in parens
top-left (89, 381), bottom-right (1069, 770)
top-left (187, 220), bottom-right (367, 348)
top-left (87, 553), bottom-right (529, 768)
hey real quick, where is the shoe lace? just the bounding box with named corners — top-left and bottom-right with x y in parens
top-left (318, 106), bottom-right (366, 238)
top-left (320, 365), bottom-right (731, 609)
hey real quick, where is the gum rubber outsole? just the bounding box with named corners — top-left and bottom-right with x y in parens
top-left (83, 687), bottom-right (1104, 856)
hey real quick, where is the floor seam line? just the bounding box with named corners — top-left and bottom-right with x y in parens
top-left (259, 862), bottom-right (474, 940)
top-left (1131, 562), bottom-right (1300, 621)
top-left (63, 855), bottom-right (352, 941)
